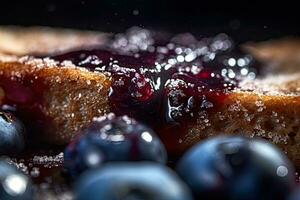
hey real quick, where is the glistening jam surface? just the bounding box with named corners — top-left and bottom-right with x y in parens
top-left (53, 27), bottom-right (260, 154)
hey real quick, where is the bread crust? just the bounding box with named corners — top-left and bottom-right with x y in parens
top-left (183, 85), bottom-right (300, 166)
top-left (244, 38), bottom-right (300, 74)
top-left (0, 26), bottom-right (110, 56)
top-left (0, 56), bottom-right (111, 144)
top-left (1, 55), bottom-right (300, 165)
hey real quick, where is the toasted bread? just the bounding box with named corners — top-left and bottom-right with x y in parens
top-left (0, 56), bottom-right (110, 143)
top-left (244, 38), bottom-right (300, 74)
top-left (1, 27), bottom-right (300, 166)
top-left (182, 74), bottom-right (300, 165)
top-left (0, 26), bottom-right (110, 56)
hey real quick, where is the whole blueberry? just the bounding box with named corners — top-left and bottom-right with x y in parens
top-left (289, 189), bottom-right (300, 200)
top-left (0, 160), bottom-right (33, 200)
top-left (176, 136), bottom-right (296, 200)
top-left (64, 113), bottom-right (167, 177)
top-left (75, 163), bottom-right (193, 200)
top-left (0, 111), bottom-right (25, 155)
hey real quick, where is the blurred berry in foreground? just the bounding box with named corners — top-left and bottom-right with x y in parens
top-left (289, 189), bottom-right (300, 200)
top-left (176, 136), bottom-right (296, 200)
top-left (0, 111), bottom-right (25, 156)
top-left (75, 163), bottom-right (193, 200)
top-left (0, 160), bottom-right (33, 200)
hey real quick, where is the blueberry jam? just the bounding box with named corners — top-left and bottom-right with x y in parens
top-left (0, 75), bottom-right (50, 144)
top-left (53, 28), bottom-right (260, 155)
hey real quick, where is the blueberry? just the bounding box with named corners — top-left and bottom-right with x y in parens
top-left (176, 136), bottom-right (296, 200)
top-left (74, 163), bottom-right (193, 200)
top-left (0, 111), bottom-right (25, 155)
top-left (0, 160), bottom-right (33, 200)
top-left (64, 113), bottom-right (167, 177)
top-left (289, 189), bottom-right (300, 200)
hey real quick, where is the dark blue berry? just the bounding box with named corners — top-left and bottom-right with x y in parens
top-left (64, 114), bottom-right (167, 177)
top-left (75, 163), bottom-right (193, 200)
top-left (289, 189), bottom-right (300, 200)
top-left (0, 160), bottom-right (33, 200)
top-left (0, 111), bottom-right (25, 155)
top-left (176, 136), bottom-right (296, 200)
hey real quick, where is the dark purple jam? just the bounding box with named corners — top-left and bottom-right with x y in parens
top-left (53, 27), bottom-right (260, 155)
top-left (0, 76), bottom-right (51, 144)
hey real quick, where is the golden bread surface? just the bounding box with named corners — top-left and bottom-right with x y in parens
top-left (0, 26), bottom-right (109, 56)
top-left (244, 38), bottom-right (300, 74)
top-left (1, 55), bottom-right (300, 165)
top-left (182, 74), bottom-right (300, 165)
top-left (0, 56), bottom-right (110, 143)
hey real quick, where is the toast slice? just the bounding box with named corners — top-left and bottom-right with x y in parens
top-left (1, 27), bottom-right (300, 166)
top-left (0, 26), bottom-right (110, 56)
top-left (243, 38), bottom-right (300, 74)
top-left (0, 56), bottom-right (110, 144)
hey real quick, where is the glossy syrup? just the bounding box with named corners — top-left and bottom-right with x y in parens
top-left (53, 27), bottom-right (260, 155)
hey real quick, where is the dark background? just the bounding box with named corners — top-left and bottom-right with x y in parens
top-left (0, 0), bottom-right (299, 43)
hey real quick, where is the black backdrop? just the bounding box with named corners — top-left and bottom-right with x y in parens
top-left (0, 0), bottom-right (299, 43)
